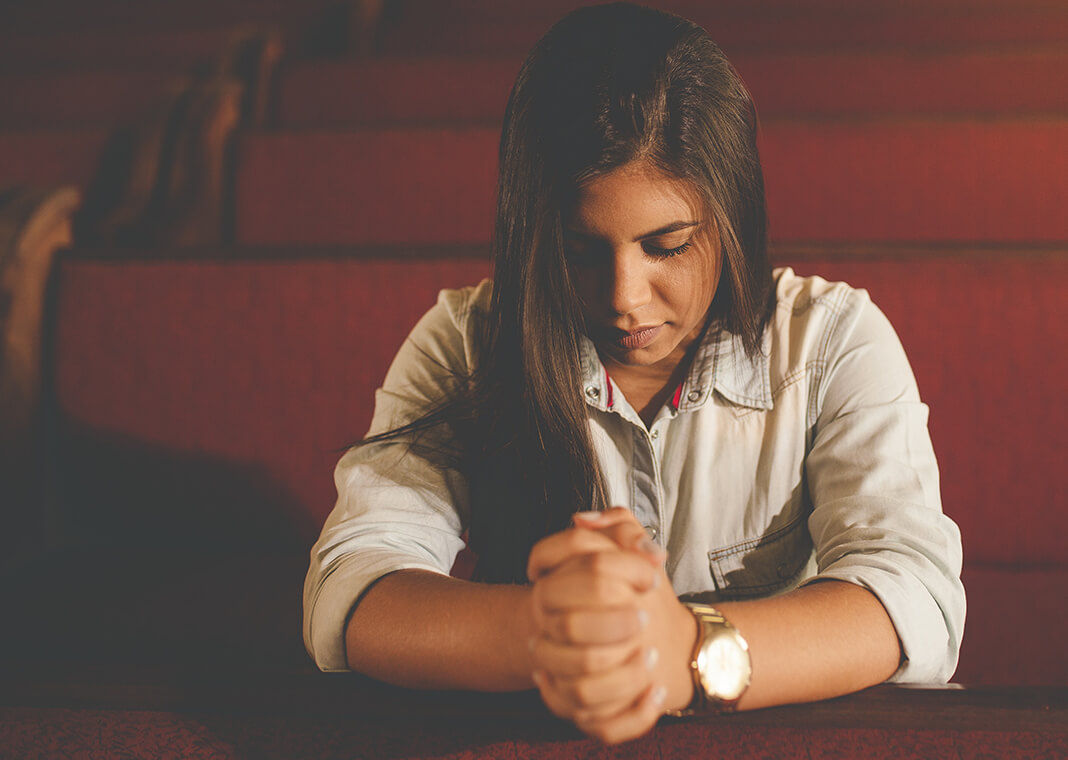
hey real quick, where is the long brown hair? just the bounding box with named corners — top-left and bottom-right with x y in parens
top-left (367, 3), bottom-right (774, 583)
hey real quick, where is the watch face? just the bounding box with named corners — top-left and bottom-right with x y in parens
top-left (697, 634), bottom-right (750, 700)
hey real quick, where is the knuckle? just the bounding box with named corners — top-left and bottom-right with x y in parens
top-left (588, 575), bottom-right (614, 600)
top-left (585, 551), bottom-right (611, 574)
top-left (559, 613), bottom-right (582, 642)
top-left (571, 678), bottom-right (598, 706)
top-left (582, 645), bottom-right (613, 672)
top-left (575, 647), bottom-right (597, 673)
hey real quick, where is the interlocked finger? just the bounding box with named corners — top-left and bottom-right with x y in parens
top-left (539, 605), bottom-right (647, 646)
top-left (547, 646), bottom-right (658, 712)
top-left (573, 682), bottom-right (667, 745)
top-left (532, 551), bottom-right (659, 610)
top-left (529, 635), bottom-right (639, 677)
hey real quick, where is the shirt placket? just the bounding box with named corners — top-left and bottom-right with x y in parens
top-left (630, 423), bottom-right (665, 546)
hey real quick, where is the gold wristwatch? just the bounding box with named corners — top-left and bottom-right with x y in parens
top-left (666, 603), bottom-right (752, 716)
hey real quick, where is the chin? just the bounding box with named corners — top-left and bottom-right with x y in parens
top-left (604, 345), bottom-right (669, 367)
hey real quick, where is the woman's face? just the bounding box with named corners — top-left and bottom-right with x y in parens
top-left (566, 160), bottom-right (722, 375)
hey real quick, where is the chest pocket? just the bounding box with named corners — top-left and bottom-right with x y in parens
top-left (707, 513), bottom-right (813, 599)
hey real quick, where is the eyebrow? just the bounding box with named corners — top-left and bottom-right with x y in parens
top-left (565, 220), bottom-right (701, 243)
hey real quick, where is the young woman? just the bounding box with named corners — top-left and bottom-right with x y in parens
top-left (303, 2), bottom-right (965, 744)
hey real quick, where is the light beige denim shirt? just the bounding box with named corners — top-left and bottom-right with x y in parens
top-left (304, 268), bottom-right (966, 681)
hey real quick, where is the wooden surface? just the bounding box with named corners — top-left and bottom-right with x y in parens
top-left (1, 664), bottom-right (1065, 759)
top-left (3, 661), bottom-right (1066, 730)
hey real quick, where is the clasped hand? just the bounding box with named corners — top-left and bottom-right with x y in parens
top-left (526, 507), bottom-right (697, 744)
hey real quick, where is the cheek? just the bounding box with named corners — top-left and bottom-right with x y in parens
top-left (570, 265), bottom-right (602, 308)
top-left (663, 257), bottom-right (719, 318)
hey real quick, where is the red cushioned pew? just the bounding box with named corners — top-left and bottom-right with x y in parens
top-left (0, 72), bottom-right (192, 129)
top-left (379, 1), bottom-right (1068, 56)
top-left (234, 119), bottom-right (1068, 245)
top-left (0, 0), bottom-right (356, 68)
top-left (0, 244), bottom-right (1062, 689)
top-left (0, 129), bottom-right (113, 190)
top-left (274, 51), bottom-right (1068, 128)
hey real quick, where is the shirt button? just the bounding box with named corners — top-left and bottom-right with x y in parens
top-left (650, 429), bottom-right (660, 440)
top-left (643, 525), bottom-right (658, 540)
top-left (687, 389), bottom-right (702, 403)
top-left (585, 386), bottom-right (600, 399)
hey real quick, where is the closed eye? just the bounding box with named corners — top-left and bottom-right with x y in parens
top-left (643, 241), bottom-right (692, 258)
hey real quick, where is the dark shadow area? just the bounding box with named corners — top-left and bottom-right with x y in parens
top-left (47, 419), bottom-right (316, 551)
top-left (0, 418), bottom-right (314, 673)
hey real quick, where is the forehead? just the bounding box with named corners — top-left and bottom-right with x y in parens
top-left (568, 161), bottom-right (703, 236)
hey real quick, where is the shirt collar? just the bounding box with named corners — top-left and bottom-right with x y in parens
top-left (579, 324), bottom-right (773, 413)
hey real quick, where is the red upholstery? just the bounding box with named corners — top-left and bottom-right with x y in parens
top-left (0, 129), bottom-right (110, 189)
top-left (0, 72), bottom-right (186, 128)
top-left (55, 252), bottom-right (1066, 562)
top-left (3, 704), bottom-right (1065, 759)
top-left (47, 250), bottom-right (1068, 686)
top-left (53, 255), bottom-right (492, 538)
top-left (4, 0), bottom-right (332, 30)
top-left (0, 28), bottom-right (250, 70)
top-left (276, 58), bottom-right (522, 127)
top-left (235, 129), bottom-right (501, 245)
top-left (785, 253), bottom-right (1068, 568)
top-left (275, 52), bottom-right (1068, 127)
top-left (956, 566), bottom-right (1068, 686)
top-left (735, 51), bottom-right (1068, 117)
top-left (380, 8), bottom-right (1068, 56)
top-left (391, 0), bottom-right (1067, 21)
top-left (235, 121), bottom-right (1068, 245)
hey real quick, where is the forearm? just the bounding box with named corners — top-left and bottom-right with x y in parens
top-left (345, 569), bottom-right (536, 691)
top-left (716, 580), bottom-right (901, 710)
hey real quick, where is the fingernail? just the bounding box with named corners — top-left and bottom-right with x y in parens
top-left (573, 510), bottom-right (605, 522)
top-left (645, 647), bottom-right (659, 670)
top-left (651, 572), bottom-right (661, 590)
top-left (651, 685), bottom-right (667, 706)
top-left (527, 636), bottom-right (536, 652)
top-left (532, 670), bottom-right (544, 687)
top-left (637, 609), bottom-right (649, 629)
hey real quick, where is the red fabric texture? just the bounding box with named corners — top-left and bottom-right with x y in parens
top-left (275, 52), bottom-right (1068, 127)
top-left (1, 706), bottom-right (1065, 759)
top-left (955, 566), bottom-right (1068, 687)
top-left (54, 256), bottom-right (492, 538)
top-left (0, 28), bottom-right (245, 70)
top-left (0, 72), bottom-right (186, 128)
top-left (0, 128), bottom-right (110, 189)
top-left (235, 129), bottom-right (501, 245)
top-left (786, 254), bottom-right (1068, 569)
top-left (276, 58), bottom-right (522, 127)
top-left (54, 253), bottom-right (1066, 562)
top-left (379, 10), bottom-right (1068, 56)
top-left (235, 121), bottom-right (1068, 245)
top-left (48, 250), bottom-right (1067, 685)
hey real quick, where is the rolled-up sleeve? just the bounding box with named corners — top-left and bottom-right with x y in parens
top-left (302, 282), bottom-right (488, 672)
top-left (800, 289), bottom-right (966, 683)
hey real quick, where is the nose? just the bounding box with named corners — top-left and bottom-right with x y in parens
top-left (605, 247), bottom-right (652, 317)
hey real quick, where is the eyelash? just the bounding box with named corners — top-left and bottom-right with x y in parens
top-left (644, 241), bottom-right (692, 258)
top-left (566, 240), bottom-right (692, 263)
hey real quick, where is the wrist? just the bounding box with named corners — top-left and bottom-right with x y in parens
top-left (508, 584), bottom-right (538, 686)
top-left (664, 600), bottom-right (700, 712)
top-left (667, 603), bottom-right (753, 715)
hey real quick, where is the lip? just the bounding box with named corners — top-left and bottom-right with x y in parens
top-left (612, 324), bottom-right (664, 351)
